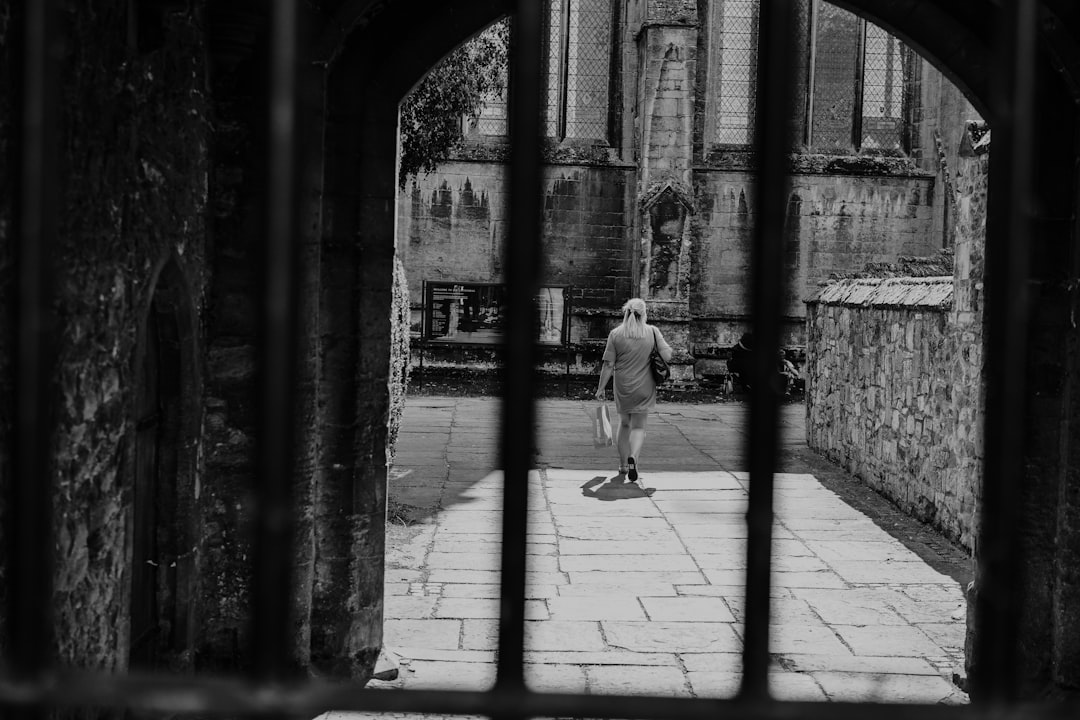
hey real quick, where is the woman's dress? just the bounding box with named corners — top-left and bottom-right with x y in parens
top-left (602, 325), bottom-right (672, 414)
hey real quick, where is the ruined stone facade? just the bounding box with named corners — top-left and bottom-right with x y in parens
top-left (398, 0), bottom-right (975, 378)
top-left (806, 276), bottom-right (980, 548)
top-left (805, 123), bottom-right (987, 551)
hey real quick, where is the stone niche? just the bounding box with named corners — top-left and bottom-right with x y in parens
top-left (640, 180), bottom-right (694, 302)
top-left (639, 180), bottom-right (694, 379)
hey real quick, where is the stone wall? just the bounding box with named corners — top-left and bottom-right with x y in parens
top-left (0, 1), bottom-right (211, 671)
top-left (691, 166), bottom-right (936, 352)
top-left (200, 27), bottom-right (265, 669)
top-left (397, 161), bottom-right (637, 345)
top-left (806, 278), bottom-right (979, 548)
top-left (805, 124), bottom-right (988, 552)
top-left (909, 56), bottom-right (983, 250)
top-left (0, 0), bottom-right (355, 678)
top-left (647, 0), bottom-right (696, 25)
top-left (400, 160), bottom-right (935, 354)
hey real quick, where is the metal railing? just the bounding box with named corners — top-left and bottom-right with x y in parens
top-left (0, 0), bottom-right (1058, 717)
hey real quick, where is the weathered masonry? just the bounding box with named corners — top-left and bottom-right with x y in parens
top-left (805, 122), bottom-right (988, 552)
top-left (807, 276), bottom-right (980, 547)
top-left (398, 0), bottom-right (980, 378)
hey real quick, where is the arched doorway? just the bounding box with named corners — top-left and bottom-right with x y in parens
top-left (130, 257), bottom-right (199, 670)
top-left (313, 0), bottom-right (1080, 696)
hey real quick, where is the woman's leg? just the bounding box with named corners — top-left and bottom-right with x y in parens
top-left (616, 413), bottom-right (632, 471)
top-left (625, 412), bottom-right (648, 480)
top-left (627, 412), bottom-right (648, 462)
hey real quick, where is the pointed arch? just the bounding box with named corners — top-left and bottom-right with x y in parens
top-left (129, 253), bottom-right (202, 670)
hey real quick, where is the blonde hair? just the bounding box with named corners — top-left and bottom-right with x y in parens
top-left (620, 298), bottom-right (648, 339)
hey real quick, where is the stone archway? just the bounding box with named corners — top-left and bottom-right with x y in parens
top-left (129, 256), bottom-right (201, 670)
top-left (305, 0), bottom-right (516, 679)
top-left (305, 0), bottom-right (1080, 694)
top-left (312, 0), bottom-right (995, 680)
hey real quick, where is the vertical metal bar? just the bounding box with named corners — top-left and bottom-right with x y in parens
top-left (496, 0), bottom-right (544, 700)
top-left (901, 46), bottom-right (917, 156)
top-left (740, 0), bottom-right (796, 701)
top-left (804, 0), bottom-right (819, 148)
top-left (606, 0), bottom-right (621, 146)
top-left (252, 0), bottom-right (302, 681)
top-left (974, 0), bottom-right (1036, 704)
top-left (557, 0), bottom-right (571, 141)
top-left (884, 33), bottom-right (896, 118)
top-left (6, 0), bottom-right (59, 698)
top-left (851, 18), bottom-right (867, 151)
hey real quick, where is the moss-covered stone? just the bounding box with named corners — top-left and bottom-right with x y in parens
top-left (387, 255), bottom-right (412, 468)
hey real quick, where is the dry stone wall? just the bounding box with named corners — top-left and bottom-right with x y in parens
top-left (806, 278), bottom-right (980, 549)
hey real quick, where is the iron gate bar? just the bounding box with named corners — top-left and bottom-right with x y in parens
top-left (0, 1), bottom-right (1060, 718)
top-left (3, 671), bottom-right (1080, 719)
top-left (6, 0), bottom-right (60, 695)
top-left (974, 0), bottom-right (1036, 704)
top-left (496, 0), bottom-right (544, 698)
top-left (741, 0), bottom-right (797, 701)
top-left (252, 0), bottom-right (303, 681)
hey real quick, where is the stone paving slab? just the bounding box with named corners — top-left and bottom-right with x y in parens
top-left (364, 398), bottom-right (971, 712)
top-left (434, 597), bottom-right (549, 620)
top-left (639, 596), bottom-right (735, 622)
top-left (585, 665), bottom-right (693, 697)
top-left (555, 581), bottom-right (681, 597)
top-left (546, 595), bottom-right (648, 621)
top-left (602, 621), bottom-right (741, 653)
top-left (524, 650), bottom-right (677, 666)
top-left (812, 671), bottom-right (965, 703)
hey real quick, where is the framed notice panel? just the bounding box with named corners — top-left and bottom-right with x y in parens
top-left (422, 281), bottom-right (570, 346)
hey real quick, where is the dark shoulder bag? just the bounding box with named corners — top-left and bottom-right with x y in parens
top-left (649, 327), bottom-right (671, 384)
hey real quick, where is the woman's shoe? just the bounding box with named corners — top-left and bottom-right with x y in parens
top-left (627, 456), bottom-right (638, 482)
top-left (617, 465), bottom-right (628, 475)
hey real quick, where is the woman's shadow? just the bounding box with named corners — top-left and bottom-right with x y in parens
top-left (581, 474), bottom-right (656, 501)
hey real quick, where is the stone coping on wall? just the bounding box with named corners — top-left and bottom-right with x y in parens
top-left (811, 276), bottom-right (953, 309)
top-left (447, 142), bottom-right (932, 176)
top-left (697, 150), bottom-right (933, 178)
top-left (447, 140), bottom-right (637, 168)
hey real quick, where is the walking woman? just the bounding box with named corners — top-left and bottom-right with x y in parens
top-left (594, 298), bottom-right (673, 481)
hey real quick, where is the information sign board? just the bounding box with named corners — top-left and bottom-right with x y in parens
top-left (422, 282), bottom-right (569, 346)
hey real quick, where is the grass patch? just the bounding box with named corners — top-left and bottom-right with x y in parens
top-left (386, 498), bottom-right (418, 526)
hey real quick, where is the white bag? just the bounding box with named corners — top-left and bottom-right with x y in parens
top-left (593, 403), bottom-right (613, 448)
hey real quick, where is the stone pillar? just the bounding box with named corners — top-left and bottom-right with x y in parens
top-left (637, 5), bottom-right (698, 380)
top-left (313, 66), bottom-right (395, 686)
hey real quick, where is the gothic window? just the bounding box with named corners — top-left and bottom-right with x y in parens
top-left (807, 0), bottom-right (913, 152)
top-left (707, 0), bottom-right (759, 146)
top-left (466, 1), bottom-right (614, 143)
top-left (859, 21), bottom-right (908, 150)
top-left (544, 0), bottom-right (615, 142)
top-left (468, 94), bottom-right (509, 137)
top-left (705, 1), bottom-right (913, 153)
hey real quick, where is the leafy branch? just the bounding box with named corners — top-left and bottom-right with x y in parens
top-left (398, 18), bottom-right (510, 189)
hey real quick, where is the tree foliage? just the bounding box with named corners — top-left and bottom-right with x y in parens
top-left (398, 18), bottom-right (510, 188)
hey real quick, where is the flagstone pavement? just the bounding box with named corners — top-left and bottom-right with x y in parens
top-left (323, 396), bottom-right (972, 718)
